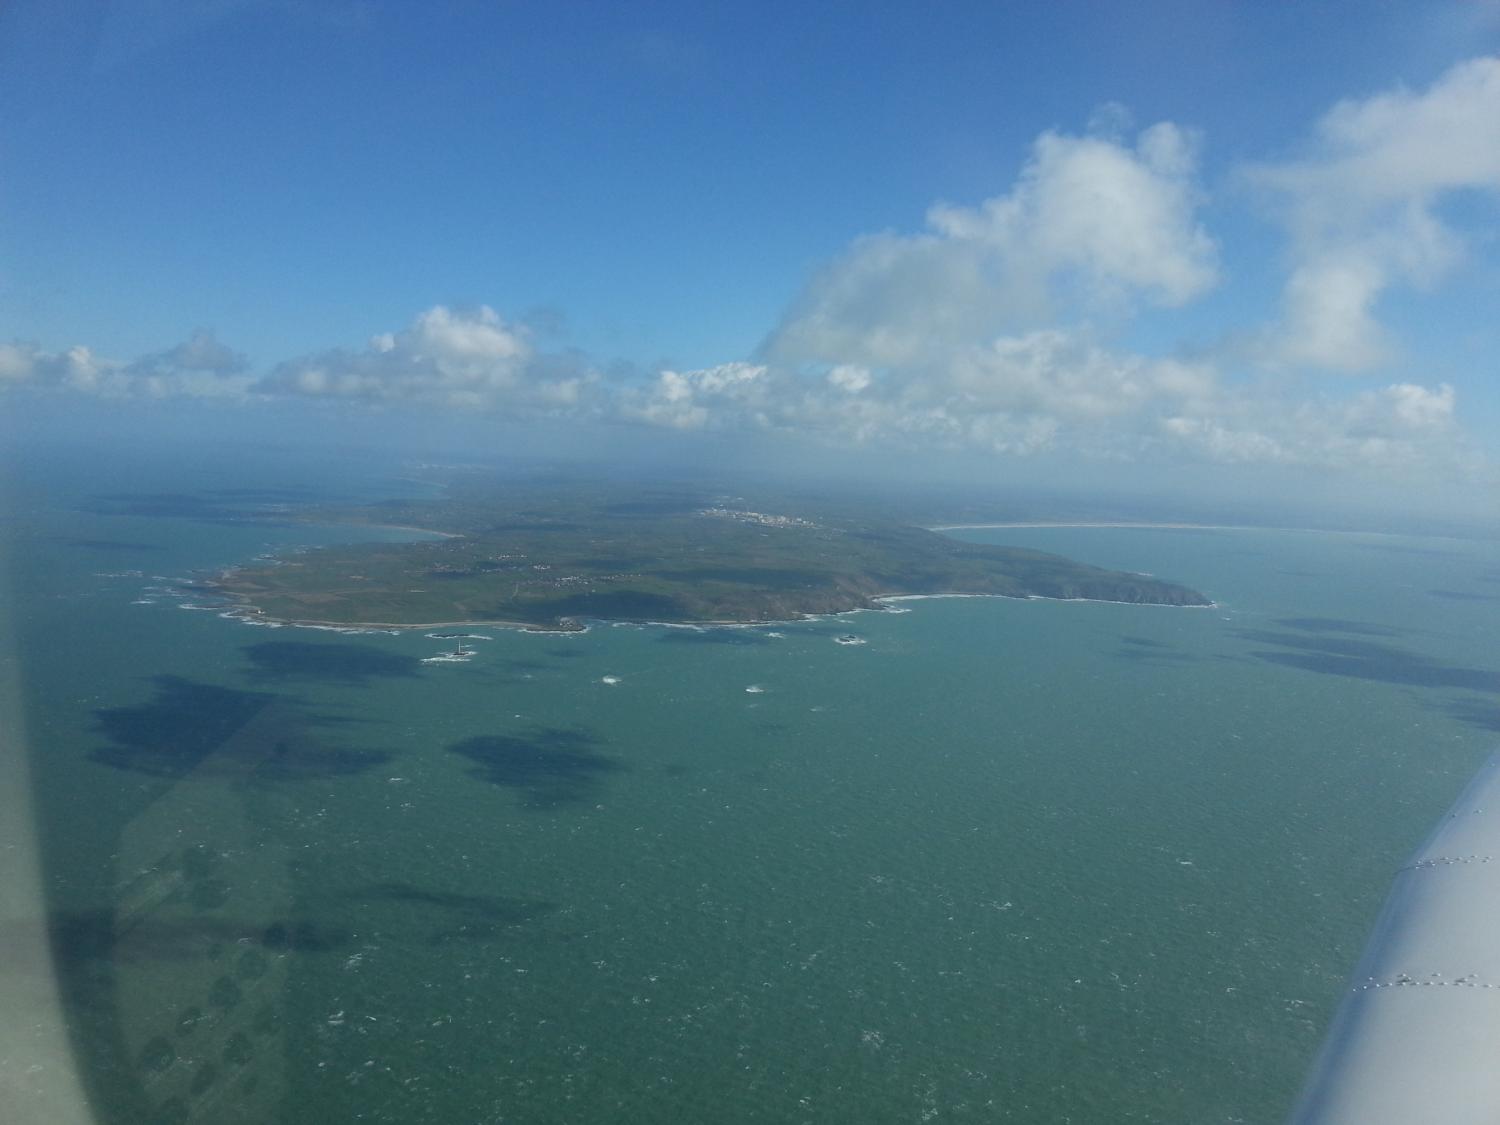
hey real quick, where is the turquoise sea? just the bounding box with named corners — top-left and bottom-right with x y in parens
top-left (5, 448), bottom-right (1499, 1123)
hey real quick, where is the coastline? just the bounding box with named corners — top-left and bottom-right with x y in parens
top-left (927, 519), bottom-right (1485, 542)
top-left (341, 522), bottom-right (462, 539)
top-left (928, 520), bottom-right (1273, 532)
top-left (216, 602), bottom-right (582, 634)
top-left (197, 513), bottom-right (1216, 637)
top-left (207, 585), bottom-right (1215, 638)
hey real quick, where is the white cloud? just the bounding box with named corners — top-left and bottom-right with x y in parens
top-left (1252, 55), bottom-right (1500, 371)
top-left (619, 362), bottom-right (774, 430)
top-left (0, 342), bottom-right (120, 393)
top-left (257, 305), bottom-right (594, 412)
top-left (765, 121), bottom-right (1217, 369)
top-left (0, 332), bottom-right (253, 400)
top-left (826, 365), bottom-right (872, 394)
top-left (0, 343), bottom-right (38, 383)
top-left (617, 327), bottom-right (1475, 478)
top-left (149, 328), bottom-right (246, 375)
top-left (928, 122), bottom-right (1217, 305)
top-left (1159, 380), bottom-right (1471, 475)
top-left (6, 66), bottom-right (1492, 491)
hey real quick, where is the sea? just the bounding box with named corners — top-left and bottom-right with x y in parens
top-left (3, 443), bottom-right (1498, 1124)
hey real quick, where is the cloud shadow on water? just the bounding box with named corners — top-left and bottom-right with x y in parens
top-left (1354, 541), bottom-right (1457, 559)
top-left (1440, 697), bottom-right (1500, 734)
top-left (48, 909), bottom-right (353, 971)
top-left (1114, 635), bottom-right (1202, 666)
top-left (243, 641), bottom-right (421, 685)
top-left (448, 727), bottom-right (622, 807)
top-left (90, 675), bottom-right (394, 780)
top-left (78, 491), bottom-right (312, 525)
top-left (338, 882), bottom-right (559, 946)
top-left (1235, 629), bottom-right (1500, 694)
top-left (1273, 617), bottom-right (1401, 638)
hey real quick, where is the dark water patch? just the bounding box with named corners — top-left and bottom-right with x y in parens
top-left (46, 909), bottom-right (350, 966)
top-left (345, 882), bottom-right (555, 921)
top-left (660, 763), bottom-right (691, 778)
top-left (342, 882), bottom-right (557, 944)
top-left (1121, 635), bottom-right (1170, 648)
top-left (91, 677), bottom-right (278, 778)
top-left (1274, 617), bottom-right (1401, 637)
top-left (258, 918), bottom-right (352, 953)
top-left (1275, 568), bottom-right (1324, 579)
top-left (546, 646), bottom-right (587, 659)
top-left (79, 492), bottom-right (296, 524)
top-left (52, 536), bottom-right (164, 553)
top-left (448, 727), bottom-right (622, 807)
top-left (1355, 541), bottom-right (1456, 558)
top-left (90, 676), bottom-right (394, 780)
top-left (1114, 645), bottom-right (1201, 665)
top-left (1442, 697), bottom-right (1500, 733)
top-left (1429, 589), bottom-right (1499, 602)
top-left (1235, 629), bottom-right (1500, 693)
top-left (659, 628), bottom-right (770, 646)
top-left (243, 641), bottom-right (421, 684)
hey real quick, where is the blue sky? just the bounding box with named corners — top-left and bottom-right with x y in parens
top-left (2, 1), bottom-right (1498, 520)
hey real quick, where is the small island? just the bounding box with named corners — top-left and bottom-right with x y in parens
top-left (208, 477), bottom-right (1212, 630)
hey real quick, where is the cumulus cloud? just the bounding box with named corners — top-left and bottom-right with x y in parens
top-left (5, 68), bottom-right (1491, 489)
top-left (0, 331), bottom-right (252, 400)
top-left (1159, 381), bottom-right (1471, 475)
top-left (257, 305), bottom-right (596, 412)
top-left (122, 328), bottom-right (252, 398)
top-left (1251, 55), bottom-right (1500, 370)
top-left (0, 342), bottom-right (109, 391)
top-left (765, 121), bottom-right (1217, 369)
top-left (0, 343), bottom-right (39, 383)
top-left (130, 328), bottom-right (246, 376)
top-left (619, 362), bottom-right (774, 431)
top-left (621, 328), bottom-right (1476, 477)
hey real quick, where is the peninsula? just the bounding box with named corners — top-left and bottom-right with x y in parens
top-left (209, 477), bottom-right (1212, 630)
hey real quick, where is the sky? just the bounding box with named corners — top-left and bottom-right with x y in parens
top-left (2, 1), bottom-right (1499, 524)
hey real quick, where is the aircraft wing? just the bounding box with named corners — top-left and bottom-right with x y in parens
top-left (1290, 751), bottom-right (1500, 1123)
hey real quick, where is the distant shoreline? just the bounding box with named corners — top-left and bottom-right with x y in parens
top-left (208, 585), bottom-right (1214, 638)
top-left (352, 522), bottom-right (462, 539)
top-left (928, 520), bottom-right (1486, 542)
top-left (929, 520), bottom-right (1275, 532)
top-left (204, 511), bottom-right (1218, 636)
